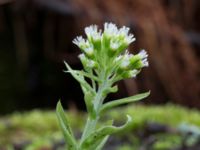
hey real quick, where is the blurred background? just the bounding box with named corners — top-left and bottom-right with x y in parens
top-left (0, 0), bottom-right (200, 114)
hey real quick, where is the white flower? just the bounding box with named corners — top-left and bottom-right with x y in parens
top-left (119, 26), bottom-right (130, 35)
top-left (138, 50), bottom-right (149, 67)
top-left (84, 47), bottom-right (94, 56)
top-left (79, 53), bottom-right (97, 68)
top-left (104, 22), bottom-right (135, 46)
top-left (124, 33), bottom-right (135, 44)
top-left (79, 53), bottom-right (87, 65)
top-left (73, 36), bottom-right (88, 48)
top-left (120, 60), bottom-right (130, 69)
top-left (110, 40), bottom-right (120, 50)
top-left (119, 26), bottom-right (136, 44)
top-left (79, 53), bottom-right (86, 60)
top-left (104, 22), bottom-right (118, 36)
top-left (73, 36), bottom-right (94, 56)
top-left (115, 55), bottom-right (123, 62)
top-left (85, 25), bottom-right (102, 41)
top-left (128, 69), bottom-right (138, 78)
top-left (119, 52), bottom-right (133, 69)
top-left (87, 60), bottom-right (97, 68)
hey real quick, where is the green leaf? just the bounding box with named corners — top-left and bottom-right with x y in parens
top-left (100, 91), bottom-right (150, 114)
top-left (64, 70), bottom-right (101, 82)
top-left (95, 119), bottom-right (113, 150)
top-left (102, 85), bottom-right (118, 96)
top-left (80, 115), bottom-right (132, 150)
top-left (56, 101), bottom-right (77, 150)
top-left (64, 61), bottom-right (94, 94)
top-left (95, 135), bottom-right (109, 150)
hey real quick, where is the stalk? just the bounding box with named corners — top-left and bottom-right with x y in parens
top-left (80, 71), bottom-right (108, 145)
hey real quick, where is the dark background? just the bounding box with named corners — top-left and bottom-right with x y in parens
top-left (0, 0), bottom-right (200, 114)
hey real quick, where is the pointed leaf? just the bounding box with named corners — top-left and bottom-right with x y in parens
top-left (64, 70), bottom-right (101, 82)
top-left (56, 101), bottom-right (77, 150)
top-left (100, 91), bottom-right (150, 114)
top-left (64, 61), bottom-right (94, 93)
top-left (95, 135), bottom-right (109, 150)
top-left (80, 115), bottom-right (132, 150)
top-left (102, 85), bottom-right (118, 96)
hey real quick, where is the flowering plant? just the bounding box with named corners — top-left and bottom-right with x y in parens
top-left (56, 22), bottom-right (150, 150)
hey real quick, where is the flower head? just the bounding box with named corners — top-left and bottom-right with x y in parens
top-left (85, 25), bottom-right (102, 42)
top-left (73, 22), bottom-right (148, 79)
top-left (122, 69), bottom-right (138, 78)
top-left (118, 26), bottom-right (135, 44)
top-left (79, 53), bottom-right (97, 69)
top-left (104, 23), bottom-right (135, 45)
top-left (119, 51), bottom-right (133, 70)
top-left (128, 49), bottom-right (149, 70)
top-left (73, 36), bottom-right (94, 57)
top-left (110, 39), bottom-right (120, 51)
top-left (104, 23), bottom-right (118, 37)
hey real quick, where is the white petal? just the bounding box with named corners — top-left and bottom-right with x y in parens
top-left (138, 50), bottom-right (148, 58)
top-left (138, 50), bottom-right (149, 67)
top-left (110, 40), bottom-right (120, 50)
top-left (85, 47), bottom-right (94, 55)
top-left (129, 69), bottom-right (138, 78)
top-left (104, 22), bottom-right (118, 35)
top-left (73, 36), bottom-right (86, 46)
top-left (85, 25), bottom-right (101, 41)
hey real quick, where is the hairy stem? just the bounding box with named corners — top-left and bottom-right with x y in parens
top-left (79, 71), bottom-right (110, 147)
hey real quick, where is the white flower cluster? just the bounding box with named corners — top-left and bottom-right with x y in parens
top-left (104, 23), bottom-right (135, 45)
top-left (115, 50), bottom-right (148, 79)
top-left (73, 22), bottom-right (148, 79)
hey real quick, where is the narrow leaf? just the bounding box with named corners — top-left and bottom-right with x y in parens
top-left (80, 115), bottom-right (132, 150)
top-left (65, 70), bottom-right (101, 82)
top-left (100, 91), bottom-right (150, 114)
top-left (64, 61), bottom-right (94, 93)
top-left (56, 101), bottom-right (77, 150)
top-left (95, 135), bottom-right (109, 150)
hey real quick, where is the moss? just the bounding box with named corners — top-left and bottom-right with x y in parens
top-left (0, 104), bottom-right (200, 148)
top-left (0, 110), bottom-right (85, 146)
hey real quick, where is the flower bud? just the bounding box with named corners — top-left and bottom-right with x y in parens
top-left (79, 53), bottom-right (88, 68)
top-left (73, 36), bottom-right (94, 57)
top-left (104, 23), bottom-right (118, 39)
top-left (121, 70), bottom-right (138, 79)
top-left (73, 36), bottom-right (85, 48)
top-left (129, 50), bottom-right (148, 69)
top-left (118, 26), bottom-right (136, 45)
top-left (129, 55), bottom-right (141, 69)
top-left (87, 60), bottom-right (98, 69)
top-left (85, 25), bottom-right (102, 50)
top-left (84, 47), bottom-right (94, 58)
top-left (119, 53), bottom-right (133, 70)
top-left (79, 54), bottom-right (98, 70)
top-left (138, 50), bottom-right (149, 67)
top-left (107, 40), bottom-right (120, 56)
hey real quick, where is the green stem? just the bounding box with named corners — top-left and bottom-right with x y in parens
top-left (79, 71), bottom-right (110, 147)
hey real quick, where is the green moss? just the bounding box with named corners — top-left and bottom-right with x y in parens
top-left (0, 110), bottom-right (85, 146)
top-left (0, 104), bottom-right (200, 148)
top-left (108, 104), bottom-right (200, 131)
